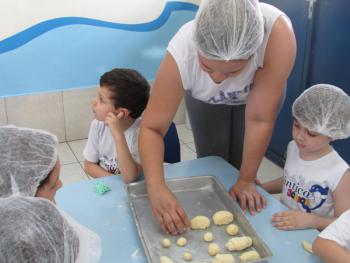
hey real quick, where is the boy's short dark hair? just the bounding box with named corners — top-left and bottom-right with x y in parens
top-left (100, 68), bottom-right (150, 119)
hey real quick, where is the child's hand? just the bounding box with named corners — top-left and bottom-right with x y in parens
top-left (271, 210), bottom-right (316, 230)
top-left (105, 111), bottom-right (125, 135)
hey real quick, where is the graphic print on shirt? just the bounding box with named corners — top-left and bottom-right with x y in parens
top-left (207, 84), bottom-right (252, 104)
top-left (100, 155), bottom-right (120, 175)
top-left (284, 171), bottom-right (329, 213)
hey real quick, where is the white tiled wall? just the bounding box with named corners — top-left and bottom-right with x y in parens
top-left (63, 87), bottom-right (97, 141)
top-left (1, 85), bottom-right (186, 142)
top-left (6, 92), bottom-right (66, 141)
top-left (0, 98), bottom-right (7, 126)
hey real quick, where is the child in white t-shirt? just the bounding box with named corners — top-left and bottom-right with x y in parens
top-left (313, 209), bottom-right (350, 262)
top-left (83, 68), bottom-right (149, 183)
top-left (261, 84), bottom-right (350, 230)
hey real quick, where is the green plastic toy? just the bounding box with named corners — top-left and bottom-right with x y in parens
top-left (94, 182), bottom-right (111, 195)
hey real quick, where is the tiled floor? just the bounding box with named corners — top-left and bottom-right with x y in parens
top-left (58, 124), bottom-right (283, 197)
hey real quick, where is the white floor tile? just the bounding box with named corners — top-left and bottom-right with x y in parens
top-left (58, 142), bottom-right (78, 165)
top-left (60, 163), bottom-right (88, 185)
top-left (68, 139), bottom-right (87, 162)
top-left (180, 143), bottom-right (197, 161)
top-left (176, 124), bottom-right (194, 144)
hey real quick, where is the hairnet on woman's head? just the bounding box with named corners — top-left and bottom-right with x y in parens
top-left (0, 196), bottom-right (101, 263)
top-left (292, 84), bottom-right (350, 140)
top-left (195, 0), bottom-right (264, 61)
top-left (0, 126), bottom-right (58, 197)
top-left (0, 196), bottom-right (79, 263)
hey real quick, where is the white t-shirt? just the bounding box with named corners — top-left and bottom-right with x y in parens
top-left (167, 3), bottom-right (290, 105)
top-left (319, 209), bottom-right (350, 251)
top-left (83, 119), bottom-right (141, 174)
top-left (281, 141), bottom-right (349, 217)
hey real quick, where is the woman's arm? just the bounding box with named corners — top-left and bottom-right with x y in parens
top-left (230, 15), bottom-right (296, 214)
top-left (140, 52), bottom-right (190, 234)
top-left (313, 237), bottom-right (350, 263)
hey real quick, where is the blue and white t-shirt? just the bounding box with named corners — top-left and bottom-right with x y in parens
top-left (281, 141), bottom-right (349, 217)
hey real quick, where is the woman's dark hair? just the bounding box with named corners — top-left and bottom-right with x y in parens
top-left (100, 68), bottom-right (150, 119)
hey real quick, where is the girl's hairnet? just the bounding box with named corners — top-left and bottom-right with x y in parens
top-left (195, 0), bottom-right (264, 61)
top-left (0, 126), bottom-right (58, 197)
top-left (0, 196), bottom-right (101, 263)
top-left (292, 84), bottom-right (350, 140)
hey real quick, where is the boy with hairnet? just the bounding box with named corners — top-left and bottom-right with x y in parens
top-left (83, 68), bottom-right (149, 182)
top-left (261, 84), bottom-right (350, 230)
top-left (0, 126), bottom-right (101, 262)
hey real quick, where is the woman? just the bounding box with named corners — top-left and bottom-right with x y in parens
top-left (140, 0), bottom-right (296, 234)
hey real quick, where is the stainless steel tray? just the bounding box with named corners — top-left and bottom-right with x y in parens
top-left (127, 175), bottom-right (272, 263)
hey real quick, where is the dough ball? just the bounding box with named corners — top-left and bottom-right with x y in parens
top-left (203, 231), bottom-right (214, 242)
top-left (212, 253), bottom-right (235, 263)
top-left (159, 255), bottom-right (174, 263)
top-left (177, 237), bottom-right (187, 247)
top-left (183, 252), bottom-right (193, 261)
top-left (161, 238), bottom-right (171, 248)
top-left (239, 251), bottom-right (260, 262)
top-left (208, 243), bottom-right (221, 256)
top-left (213, 210), bottom-right (234, 225)
top-left (191, 215), bottom-right (210, 229)
top-left (226, 236), bottom-right (253, 251)
top-left (226, 224), bottom-right (239, 236)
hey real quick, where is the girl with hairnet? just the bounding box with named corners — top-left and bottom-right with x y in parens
top-left (139, 0), bottom-right (296, 234)
top-left (261, 84), bottom-right (350, 231)
top-left (0, 126), bottom-right (101, 262)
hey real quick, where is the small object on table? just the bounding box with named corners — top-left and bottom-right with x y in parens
top-left (302, 240), bottom-right (313, 254)
top-left (93, 182), bottom-right (111, 195)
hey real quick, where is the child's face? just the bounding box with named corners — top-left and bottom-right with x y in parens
top-left (292, 120), bottom-right (331, 158)
top-left (36, 158), bottom-right (62, 203)
top-left (92, 86), bottom-right (117, 121)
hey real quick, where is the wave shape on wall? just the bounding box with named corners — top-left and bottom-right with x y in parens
top-left (0, 2), bottom-right (197, 54)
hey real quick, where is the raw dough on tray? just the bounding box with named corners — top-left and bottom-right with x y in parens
top-left (159, 255), bottom-right (174, 263)
top-left (177, 237), bottom-right (187, 247)
top-left (203, 231), bottom-right (214, 242)
top-left (213, 210), bottom-right (234, 225)
top-left (212, 253), bottom-right (235, 263)
top-left (190, 215), bottom-right (210, 229)
top-left (226, 236), bottom-right (253, 251)
top-left (226, 224), bottom-right (239, 236)
top-left (239, 251), bottom-right (260, 262)
top-left (183, 252), bottom-right (193, 261)
top-left (208, 243), bottom-right (221, 256)
top-left (161, 238), bottom-right (171, 248)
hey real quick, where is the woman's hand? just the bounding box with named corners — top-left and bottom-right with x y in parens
top-left (271, 210), bottom-right (316, 230)
top-left (229, 179), bottom-right (266, 215)
top-left (148, 184), bottom-right (190, 235)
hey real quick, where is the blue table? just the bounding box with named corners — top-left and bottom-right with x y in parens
top-left (56, 156), bottom-right (322, 263)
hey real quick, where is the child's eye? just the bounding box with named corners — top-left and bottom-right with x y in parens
top-left (307, 131), bottom-right (317, 137)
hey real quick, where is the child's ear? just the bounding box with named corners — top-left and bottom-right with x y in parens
top-left (118, 108), bottom-right (130, 118)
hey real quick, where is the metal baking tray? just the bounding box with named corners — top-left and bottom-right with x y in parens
top-left (127, 175), bottom-right (272, 262)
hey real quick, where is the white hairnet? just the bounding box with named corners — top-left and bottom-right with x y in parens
top-left (0, 126), bottom-right (58, 197)
top-left (195, 0), bottom-right (264, 61)
top-left (292, 84), bottom-right (350, 140)
top-left (0, 196), bottom-right (101, 263)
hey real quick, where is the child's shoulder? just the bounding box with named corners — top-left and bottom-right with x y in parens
top-left (89, 119), bottom-right (108, 135)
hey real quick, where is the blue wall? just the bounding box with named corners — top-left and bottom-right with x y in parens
top-left (0, 2), bottom-right (198, 97)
